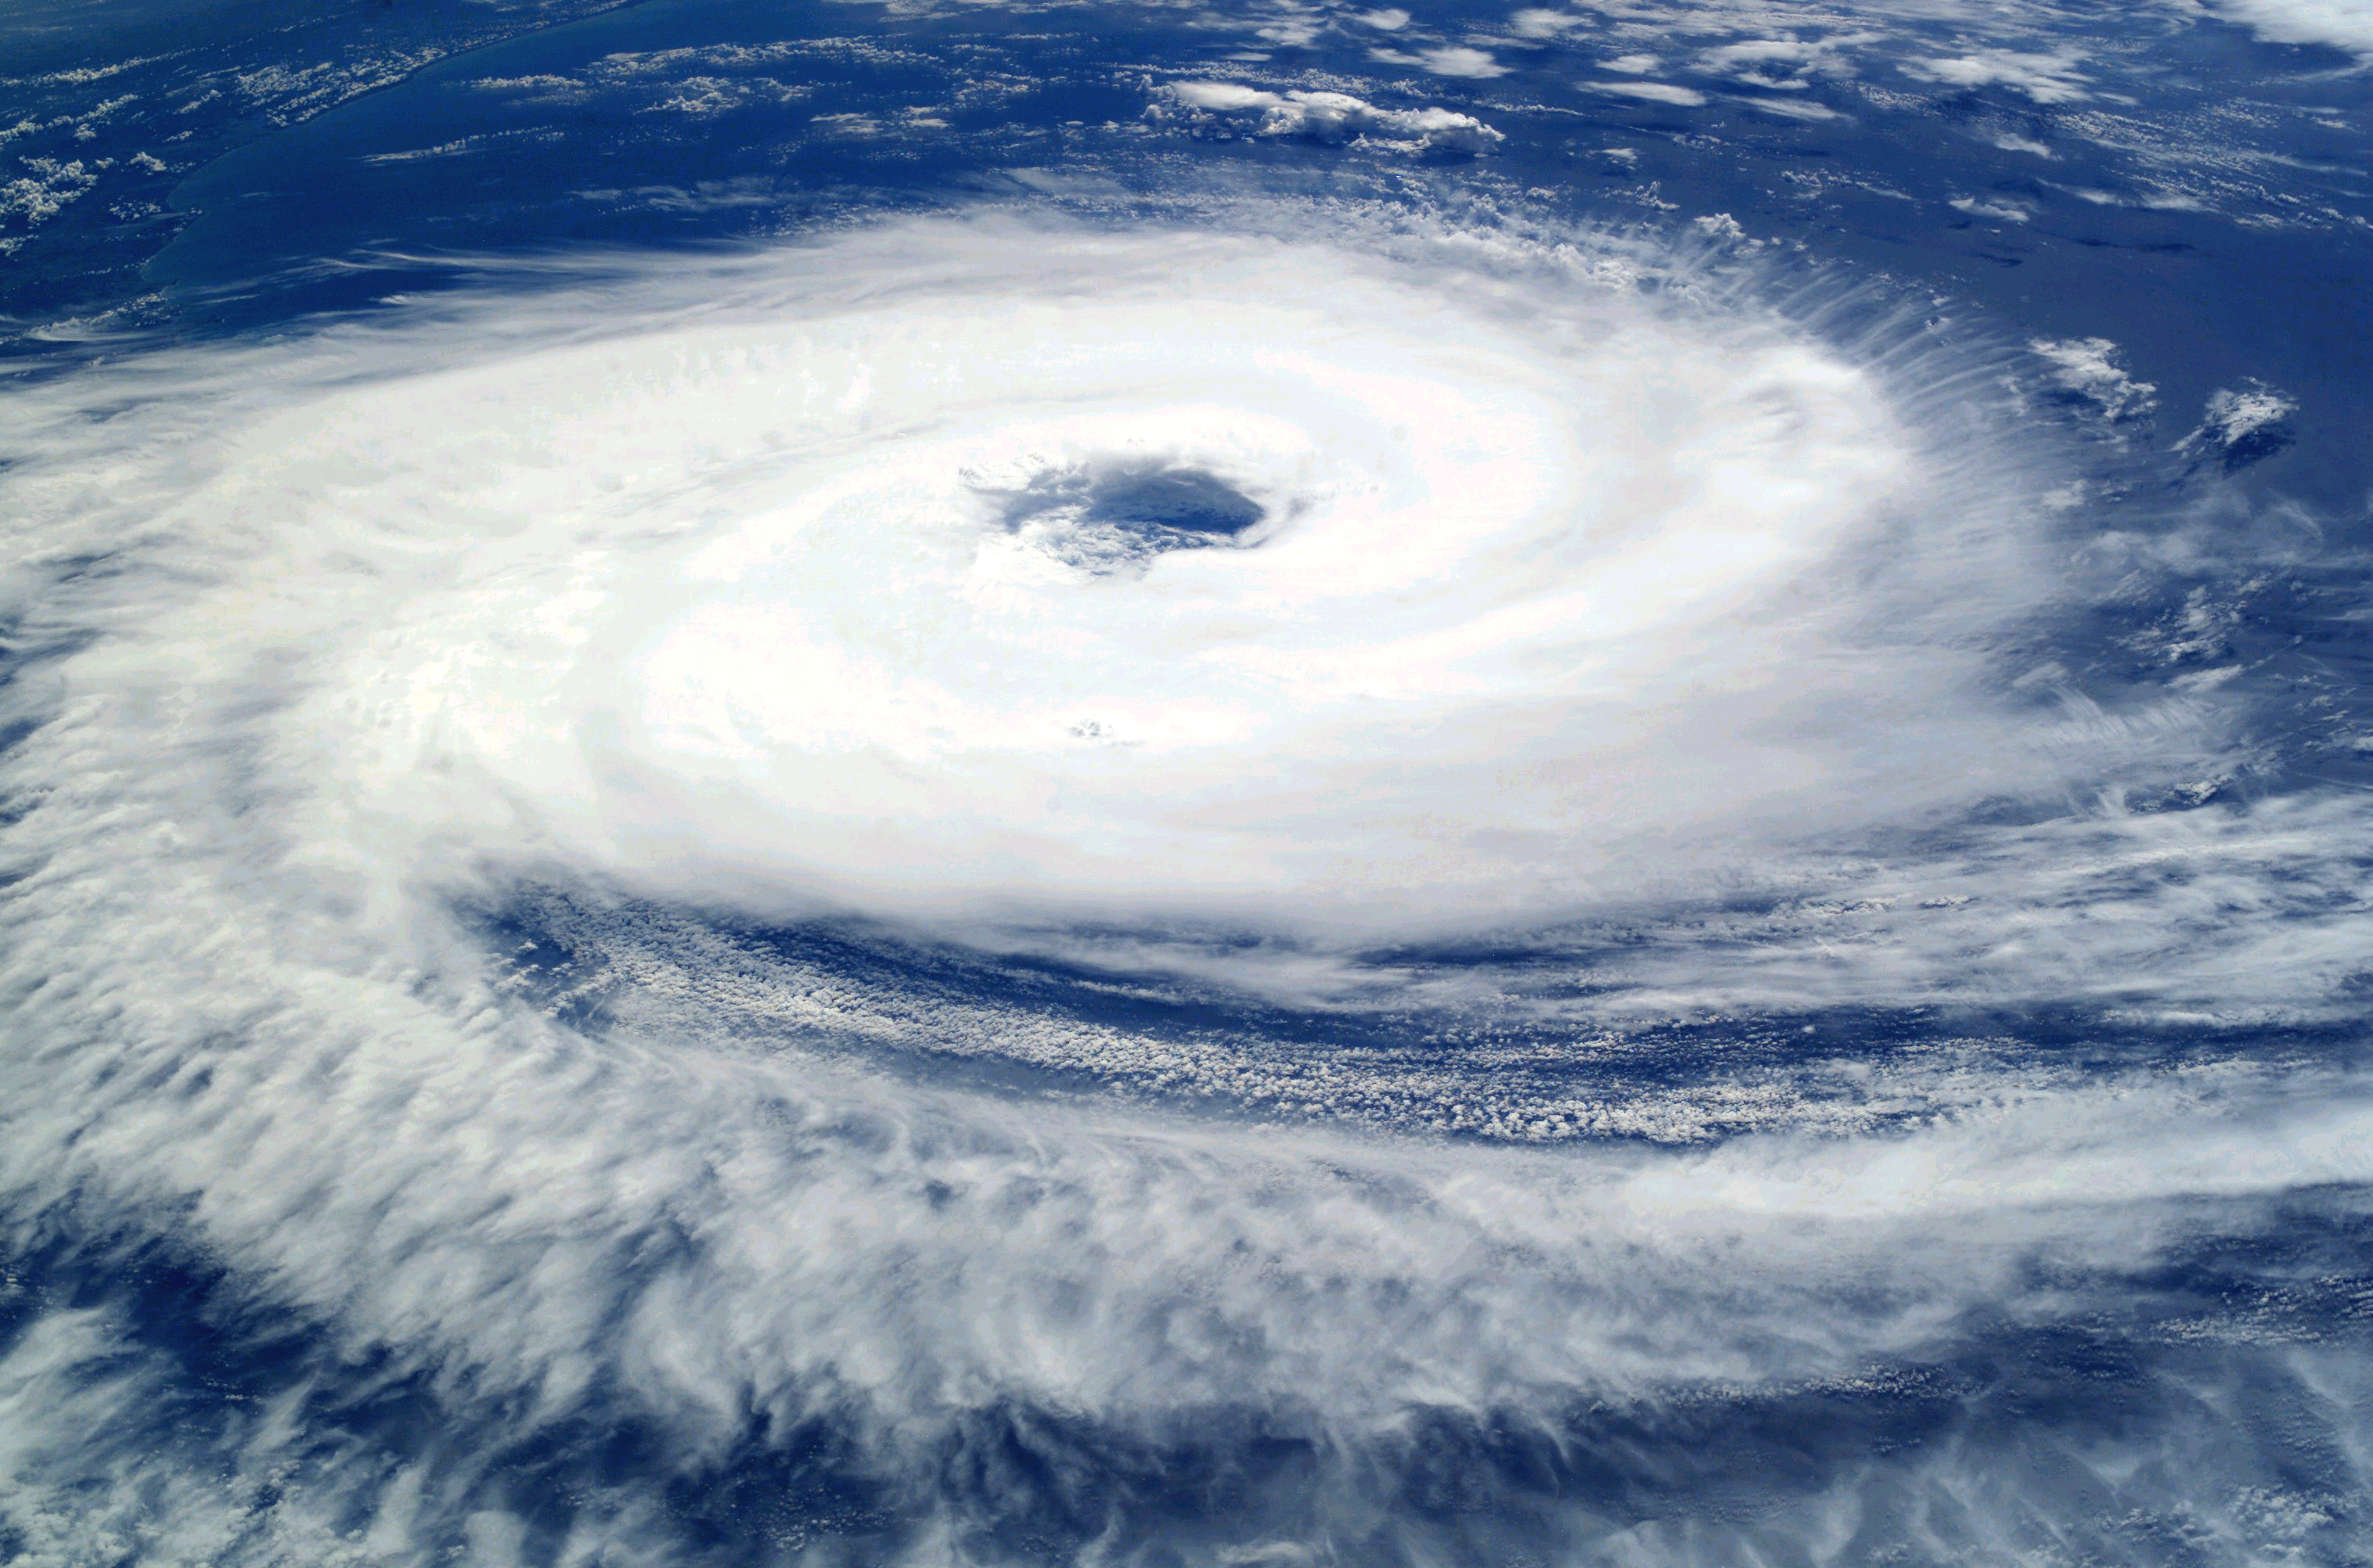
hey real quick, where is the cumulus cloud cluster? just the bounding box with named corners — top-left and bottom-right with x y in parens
top-left (2030, 334), bottom-right (2159, 421)
top-left (1164, 80), bottom-right (1504, 151)
top-left (1899, 48), bottom-right (2093, 102)
top-left (2181, 379), bottom-right (2299, 469)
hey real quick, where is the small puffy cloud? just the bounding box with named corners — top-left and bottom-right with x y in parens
top-left (1902, 50), bottom-right (2090, 103)
top-left (1697, 34), bottom-right (1869, 91)
top-left (1744, 96), bottom-right (1841, 120)
top-left (470, 73), bottom-right (591, 104)
top-left (2178, 381), bottom-right (2298, 469)
top-left (1701, 38), bottom-right (1820, 67)
top-left (1169, 81), bottom-right (1277, 111)
top-left (1593, 80), bottom-right (1707, 105)
top-left (2029, 336), bottom-right (2157, 421)
top-left (2198, 381), bottom-right (2296, 444)
top-left (1374, 45), bottom-right (1512, 77)
top-left (643, 75), bottom-right (809, 115)
top-left (1355, 8), bottom-right (1411, 28)
top-left (467, 47), bottom-right (819, 116)
top-left (1, 156), bottom-right (97, 228)
top-left (1163, 82), bottom-right (1505, 151)
top-left (2059, 184), bottom-right (2206, 213)
top-left (1951, 195), bottom-right (2033, 222)
top-left (1421, 45), bottom-right (1508, 76)
top-left (1601, 53), bottom-right (1661, 72)
top-left (1509, 8), bottom-right (1586, 37)
top-left (1257, 16), bottom-right (1324, 45)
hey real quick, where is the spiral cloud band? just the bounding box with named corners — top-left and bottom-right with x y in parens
top-left (51, 221), bottom-right (2059, 932)
top-left (3, 209), bottom-right (2368, 1561)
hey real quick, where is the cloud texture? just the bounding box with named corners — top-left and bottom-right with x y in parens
top-left (1, 208), bottom-right (2368, 1563)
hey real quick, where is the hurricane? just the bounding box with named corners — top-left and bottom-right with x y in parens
top-left (2, 0), bottom-right (2370, 1561)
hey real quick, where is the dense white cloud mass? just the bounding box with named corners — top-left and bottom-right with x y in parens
top-left (2196, 0), bottom-right (2373, 55)
top-left (2, 209), bottom-right (2368, 1561)
top-left (11, 218), bottom-right (2072, 940)
top-left (8, 212), bottom-right (2321, 1018)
